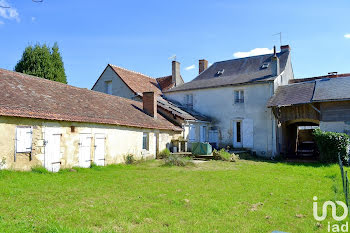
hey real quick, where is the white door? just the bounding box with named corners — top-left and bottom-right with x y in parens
top-left (209, 130), bottom-right (219, 145)
top-left (242, 119), bottom-right (254, 148)
top-left (79, 134), bottom-right (92, 168)
top-left (200, 126), bottom-right (207, 143)
top-left (233, 120), bottom-right (243, 148)
top-left (94, 134), bottom-right (105, 166)
top-left (44, 128), bottom-right (61, 172)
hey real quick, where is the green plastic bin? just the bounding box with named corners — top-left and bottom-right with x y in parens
top-left (191, 142), bottom-right (213, 155)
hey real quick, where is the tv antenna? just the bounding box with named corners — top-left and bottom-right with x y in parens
top-left (168, 54), bottom-right (176, 61)
top-left (273, 32), bottom-right (282, 46)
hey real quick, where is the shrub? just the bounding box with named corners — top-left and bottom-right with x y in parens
top-left (164, 154), bottom-right (193, 166)
top-left (158, 148), bottom-right (171, 159)
top-left (313, 128), bottom-right (350, 164)
top-left (31, 165), bottom-right (49, 174)
top-left (213, 149), bottom-right (239, 162)
top-left (125, 154), bottom-right (135, 165)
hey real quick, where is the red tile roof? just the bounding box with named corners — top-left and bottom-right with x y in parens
top-left (109, 64), bottom-right (163, 95)
top-left (0, 69), bottom-right (182, 131)
top-left (156, 75), bottom-right (175, 91)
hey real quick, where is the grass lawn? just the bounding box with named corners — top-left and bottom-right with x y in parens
top-left (0, 158), bottom-right (345, 232)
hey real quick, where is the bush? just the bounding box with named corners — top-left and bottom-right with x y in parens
top-left (158, 148), bottom-right (171, 159)
top-left (213, 149), bottom-right (239, 162)
top-left (31, 165), bottom-right (49, 174)
top-left (125, 154), bottom-right (135, 165)
top-left (164, 154), bottom-right (193, 166)
top-left (313, 128), bottom-right (350, 164)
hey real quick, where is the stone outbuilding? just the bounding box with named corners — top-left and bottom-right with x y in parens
top-left (0, 69), bottom-right (182, 172)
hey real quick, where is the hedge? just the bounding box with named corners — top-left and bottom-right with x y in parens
top-left (313, 128), bottom-right (350, 163)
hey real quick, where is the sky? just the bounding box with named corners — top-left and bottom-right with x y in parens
top-left (0, 0), bottom-right (350, 88)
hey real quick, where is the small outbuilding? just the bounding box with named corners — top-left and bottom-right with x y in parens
top-left (0, 69), bottom-right (182, 171)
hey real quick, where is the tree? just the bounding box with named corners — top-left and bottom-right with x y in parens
top-left (15, 43), bottom-right (67, 84)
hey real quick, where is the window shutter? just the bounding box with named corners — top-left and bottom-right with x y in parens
top-left (242, 119), bottom-right (253, 148)
top-left (16, 127), bottom-right (32, 153)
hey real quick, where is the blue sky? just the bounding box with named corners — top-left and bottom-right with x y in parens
top-left (0, 0), bottom-right (350, 88)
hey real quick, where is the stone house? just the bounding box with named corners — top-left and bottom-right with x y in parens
top-left (164, 45), bottom-right (294, 156)
top-left (0, 69), bottom-right (182, 171)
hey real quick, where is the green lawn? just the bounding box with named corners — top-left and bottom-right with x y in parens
top-left (0, 158), bottom-right (345, 232)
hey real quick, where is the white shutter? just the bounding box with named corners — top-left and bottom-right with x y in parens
top-left (16, 127), bottom-right (32, 153)
top-left (189, 125), bottom-right (196, 142)
top-left (242, 119), bottom-right (253, 148)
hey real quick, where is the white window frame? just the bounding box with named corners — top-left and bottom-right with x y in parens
top-left (142, 132), bottom-right (149, 150)
top-left (16, 126), bottom-right (33, 153)
top-left (185, 94), bottom-right (193, 109)
top-left (234, 90), bottom-right (244, 104)
top-left (189, 125), bottom-right (196, 142)
top-left (105, 80), bottom-right (112, 94)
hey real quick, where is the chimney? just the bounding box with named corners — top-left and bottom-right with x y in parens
top-left (172, 60), bottom-right (181, 87)
top-left (199, 59), bottom-right (208, 74)
top-left (280, 45), bottom-right (291, 52)
top-left (143, 92), bottom-right (157, 119)
top-left (271, 46), bottom-right (280, 77)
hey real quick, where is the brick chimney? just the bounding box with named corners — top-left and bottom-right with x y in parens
top-left (143, 92), bottom-right (157, 119)
top-left (199, 59), bottom-right (208, 74)
top-left (271, 46), bottom-right (280, 77)
top-left (280, 45), bottom-right (291, 52)
top-left (172, 60), bottom-right (182, 87)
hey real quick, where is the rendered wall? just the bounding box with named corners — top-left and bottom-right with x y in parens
top-left (0, 116), bottom-right (180, 171)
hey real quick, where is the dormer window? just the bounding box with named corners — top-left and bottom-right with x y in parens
top-left (261, 63), bottom-right (269, 69)
top-left (216, 69), bottom-right (224, 76)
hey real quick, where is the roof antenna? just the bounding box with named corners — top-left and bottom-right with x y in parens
top-left (272, 32), bottom-right (282, 46)
top-left (168, 54), bottom-right (176, 61)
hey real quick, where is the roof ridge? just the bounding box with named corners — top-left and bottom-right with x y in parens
top-left (212, 50), bottom-right (287, 65)
top-left (0, 68), bottom-right (139, 104)
top-left (109, 64), bottom-right (155, 80)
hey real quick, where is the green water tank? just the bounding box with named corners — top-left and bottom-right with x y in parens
top-left (191, 142), bottom-right (213, 155)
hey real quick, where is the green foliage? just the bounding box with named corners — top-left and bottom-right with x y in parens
top-left (15, 42), bottom-right (67, 84)
top-left (31, 165), bottom-right (49, 174)
top-left (313, 128), bottom-right (350, 163)
top-left (158, 148), bottom-right (171, 159)
top-left (164, 154), bottom-right (193, 166)
top-left (125, 154), bottom-right (135, 165)
top-left (213, 149), bottom-right (239, 162)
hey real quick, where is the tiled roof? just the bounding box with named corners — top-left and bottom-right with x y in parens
top-left (0, 69), bottom-right (182, 131)
top-left (313, 76), bottom-right (350, 101)
top-left (157, 97), bottom-right (211, 122)
top-left (108, 64), bottom-right (163, 95)
top-left (156, 75), bottom-right (174, 92)
top-left (166, 50), bottom-right (290, 92)
top-left (267, 82), bottom-right (315, 107)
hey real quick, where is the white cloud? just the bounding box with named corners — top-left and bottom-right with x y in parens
top-left (233, 48), bottom-right (273, 58)
top-left (31, 16), bottom-right (36, 22)
top-left (185, 64), bottom-right (195, 71)
top-left (0, 0), bottom-right (20, 22)
top-left (344, 34), bottom-right (350, 39)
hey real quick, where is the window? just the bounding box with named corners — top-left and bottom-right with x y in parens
top-left (189, 125), bottom-right (196, 142)
top-left (185, 94), bottom-right (193, 109)
top-left (16, 126), bottom-right (33, 153)
top-left (105, 81), bottom-right (112, 94)
top-left (142, 132), bottom-right (149, 150)
top-left (234, 90), bottom-right (244, 103)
